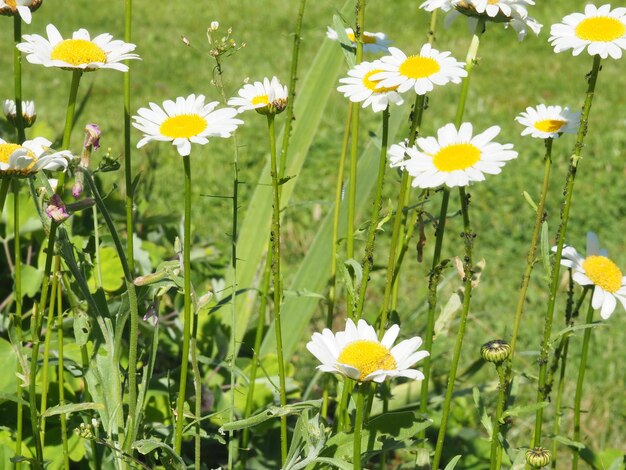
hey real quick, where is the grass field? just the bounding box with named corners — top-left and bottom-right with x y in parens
top-left (1, 0), bottom-right (625, 467)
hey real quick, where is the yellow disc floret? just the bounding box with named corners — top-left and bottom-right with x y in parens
top-left (159, 114), bottom-right (207, 139)
top-left (534, 119), bottom-right (566, 133)
top-left (337, 340), bottom-right (396, 381)
top-left (433, 143), bottom-right (481, 172)
top-left (399, 56), bottom-right (440, 79)
top-left (363, 69), bottom-right (399, 93)
top-left (347, 32), bottom-right (377, 44)
top-left (576, 16), bottom-right (626, 42)
top-left (583, 255), bottom-right (623, 293)
top-left (252, 95), bottom-right (269, 106)
top-left (0, 143), bottom-right (22, 164)
top-left (51, 39), bottom-right (107, 66)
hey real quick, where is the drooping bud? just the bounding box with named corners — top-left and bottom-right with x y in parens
top-left (525, 447), bottom-right (551, 468)
top-left (45, 194), bottom-right (69, 222)
top-left (480, 339), bottom-right (511, 364)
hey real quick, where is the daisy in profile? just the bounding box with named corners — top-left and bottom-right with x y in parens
top-left (132, 94), bottom-right (242, 157)
top-left (515, 105), bottom-right (580, 139)
top-left (549, 4), bottom-right (626, 59)
top-left (326, 27), bottom-right (391, 54)
top-left (401, 122), bottom-right (518, 188)
top-left (228, 76), bottom-right (288, 115)
top-left (0, 137), bottom-right (70, 178)
top-left (372, 45), bottom-right (466, 95)
top-left (3, 99), bottom-right (36, 127)
top-left (307, 318), bottom-right (428, 383)
top-left (337, 60), bottom-right (404, 112)
top-left (0, 0), bottom-right (42, 24)
top-left (387, 140), bottom-right (412, 169)
top-left (559, 232), bottom-right (626, 319)
top-left (17, 24), bottom-right (139, 72)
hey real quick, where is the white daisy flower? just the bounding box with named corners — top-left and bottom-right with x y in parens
top-left (3, 99), bottom-right (36, 127)
top-left (228, 76), bottom-right (288, 115)
top-left (371, 45), bottom-right (467, 95)
top-left (549, 4), bottom-right (626, 59)
top-left (337, 60), bottom-right (404, 112)
top-left (306, 318), bottom-right (428, 383)
top-left (0, 137), bottom-right (70, 178)
top-left (17, 24), bottom-right (140, 72)
top-left (0, 0), bottom-right (41, 24)
top-left (326, 27), bottom-right (391, 54)
top-left (420, 0), bottom-right (455, 12)
top-left (387, 140), bottom-right (412, 169)
top-left (558, 232), bottom-right (626, 319)
top-left (402, 122), bottom-right (518, 188)
top-left (132, 94), bottom-right (243, 157)
top-left (515, 104), bottom-right (581, 139)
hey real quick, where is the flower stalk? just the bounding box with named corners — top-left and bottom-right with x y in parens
top-left (14, 15), bottom-right (25, 143)
top-left (353, 385), bottom-right (366, 470)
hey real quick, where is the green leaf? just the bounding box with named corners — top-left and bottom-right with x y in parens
top-left (0, 339), bottom-right (17, 395)
top-left (133, 439), bottom-right (185, 470)
top-left (550, 321), bottom-right (605, 344)
top-left (219, 400), bottom-right (321, 432)
top-left (502, 401), bottom-right (549, 419)
top-left (444, 455), bottom-right (463, 470)
top-left (41, 401), bottom-right (104, 418)
top-left (90, 245), bottom-right (125, 292)
top-left (16, 264), bottom-right (44, 298)
top-left (553, 434), bottom-right (585, 450)
top-left (540, 220), bottom-right (551, 280)
top-left (332, 14), bottom-right (356, 69)
top-left (73, 310), bottom-right (92, 347)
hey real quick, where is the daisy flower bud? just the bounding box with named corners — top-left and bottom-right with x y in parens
top-left (525, 447), bottom-right (551, 468)
top-left (480, 339), bottom-right (511, 363)
top-left (3, 99), bottom-right (36, 128)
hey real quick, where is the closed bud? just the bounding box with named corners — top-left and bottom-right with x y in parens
top-left (480, 339), bottom-right (511, 364)
top-left (526, 447), bottom-right (551, 468)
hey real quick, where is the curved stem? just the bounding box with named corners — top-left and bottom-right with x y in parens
top-left (572, 295), bottom-right (595, 470)
top-left (432, 186), bottom-right (475, 470)
top-left (14, 15), bottom-right (25, 143)
top-left (489, 363), bottom-right (506, 470)
top-left (531, 54), bottom-right (602, 447)
top-left (353, 385), bottom-right (366, 470)
top-left (174, 154), bottom-right (193, 453)
top-left (355, 107), bottom-right (390, 319)
top-left (268, 115), bottom-right (288, 464)
top-left (507, 139), bottom-right (553, 367)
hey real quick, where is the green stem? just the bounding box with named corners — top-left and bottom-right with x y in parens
top-left (14, 15), bottom-right (25, 143)
top-left (0, 179), bottom-right (10, 218)
top-left (572, 295), bottom-right (595, 470)
top-left (13, 181), bottom-right (23, 470)
top-left (551, 336), bottom-right (571, 469)
top-left (507, 139), bottom-right (553, 367)
top-left (268, 115), bottom-right (288, 464)
top-left (174, 155), bottom-right (193, 453)
top-left (124, 0), bottom-right (135, 274)
top-left (241, 244), bottom-right (272, 458)
top-left (355, 107), bottom-right (390, 319)
top-left (345, 0), bottom-right (366, 318)
top-left (191, 319), bottom-right (201, 470)
top-left (489, 364), bottom-right (506, 470)
top-left (432, 186), bottom-right (476, 470)
top-left (57, 280), bottom-right (69, 470)
top-left (353, 385), bottom-right (366, 470)
top-left (39, 269), bottom-right (59, 443)
top-left (93, 204), bottom-right (103, 288)
top-left (531, 54), bottom-right (602, 448)
top-left (279, 0), bottom-right (307, 181)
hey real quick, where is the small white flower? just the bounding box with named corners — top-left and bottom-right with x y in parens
top-left (401, 122), bottom-right (517, 188)
top-left (558, 232), bottom-right (626, 319)
top-left (210, 21), bottom-right (220, 31)
top-left (306, 318), bottom-right (428, 383)
top-left (388, 140), bottom-right (411, 169)
top-left (326, 27), bottom-right (391, 54)
top-left (228, 76), bottom-right (288, 115)
top-left (549, 4), bottom-right (626, 59)
top-left (0, 137), bottom-right (70, 177)
top-left (132, 94), bottom-right (242, 157)
top-left (515, 105), bottom-right (580, 139)
top-left (337, 60), bottom-right (404, 112)
top-left (17, 24), bottom-right (140, 72)
top-left (372, 45), bottom-right (467, 95)
top-left (0, 0), bottom-right (38, 24)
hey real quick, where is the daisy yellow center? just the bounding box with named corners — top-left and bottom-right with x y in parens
top-left (347, 32), bottom-right (377, 44)
top-left (399, 55), bottom-right (441, 79)
top-left (582, 255), bottom-right (622, 293)
top-left (159, 114), bottom-right (207, 139)
top-left (575, 16), bottom-right (626, 42)
top-left (252, 95), bottom-right (269, 106)
top-left (433, 143), bottom-right (480, 172)
top-left (363, 69), bottom-right (399, 93)
top-left (0, 143), bottom-right (22, 164)
top-left (534, 119), bottom-right (566, 133)
top-left (337, 340), bottom-right (396, 381)
top-left (488, 0), bottom-right (499, 4)
top-left (50, 39), bottom-right (107, 66)
top-left (6, 0), bottom-right (17, 8)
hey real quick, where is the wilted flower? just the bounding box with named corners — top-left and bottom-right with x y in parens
top-left (45, 194), bottom-right (69, 222)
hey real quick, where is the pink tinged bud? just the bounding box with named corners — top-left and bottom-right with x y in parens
top-left (84, 124), bottom-right (101, 151)
top-left (45, 194), bottom-right (69, 222)
top-left (72, 181), bottom-right (83, 198)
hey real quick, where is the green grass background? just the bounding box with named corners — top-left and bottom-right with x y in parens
top-left (1, 0), bottom-right (625, 461)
